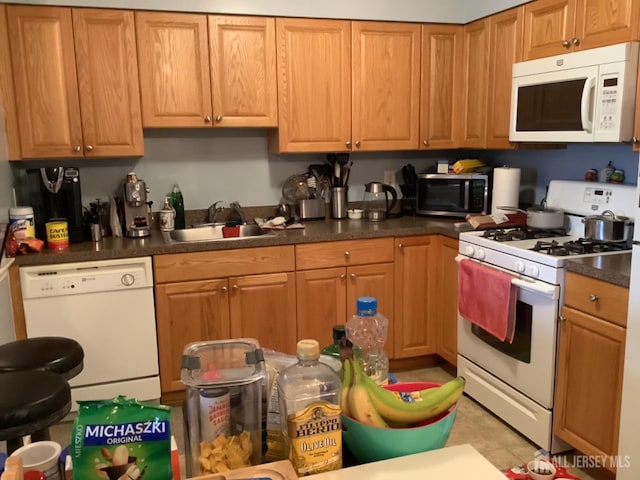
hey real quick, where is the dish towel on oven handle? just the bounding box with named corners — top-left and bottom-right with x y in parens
top-left (457, 258), bottom-right (518, 343)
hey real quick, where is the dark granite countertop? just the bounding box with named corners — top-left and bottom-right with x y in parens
top-left (565, 252), bottom-right (632, 288)
top-left (12, 216), bottom-right (462, 267)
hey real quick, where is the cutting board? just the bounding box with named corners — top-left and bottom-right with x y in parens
top-left (188, 460), bottom-right (297, 480)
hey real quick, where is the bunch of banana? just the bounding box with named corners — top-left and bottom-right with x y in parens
top-left (341, 358), bottom-right (465, 428)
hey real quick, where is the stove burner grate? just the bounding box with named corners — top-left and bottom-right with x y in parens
top-left (530, 238), bottom-right (631, 256)
top-left (482, 226), bottom-right (567, 242)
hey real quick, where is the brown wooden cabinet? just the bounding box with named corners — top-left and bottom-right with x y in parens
top-left (461, 18), bottom-right (490, 148)
top-left (295, 239), bottom-right (394, 354)
top-left (486, 7), bottom-right (524, 150)
top-left (7, 5), bottom-right (143, 158)
top-left (271, 18), bottom-right (419, 153)
top-left (270, 17), bottom-right (351, 153)
top-left (209, 15), bottom-right (278, 127)
top-left (436, 235), bottom-right (459, 366)
top-left (0, 5), bottom-right (20, 159)
top-left (419, 25), bottom-right (464, 150)
top-left (352, 21), bottom-right (421, 151)
top-left (154, 246), bottom-right (296, 393)
top-left (555, 272), bottom-right (628, 472)
top-left (523, 0), bottom-right (640, 60)
top-left (393, 235), bottom-right (438, 359)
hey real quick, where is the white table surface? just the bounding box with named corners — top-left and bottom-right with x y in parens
top-left (307, 444), bottom-right (506, 479)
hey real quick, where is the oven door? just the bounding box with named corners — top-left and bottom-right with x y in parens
top-left (456, 256), bottom-right (560, 408)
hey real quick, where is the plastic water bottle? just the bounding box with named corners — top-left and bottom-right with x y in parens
top-left (346, 296), bottom-right (389, 385)
top-left (277, 339), bottom-right (342, 476)
top-left (170, 184), bottom-right (185, 229)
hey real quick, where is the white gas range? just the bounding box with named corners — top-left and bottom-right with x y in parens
top-left (456, 180), bottom-right (635, 453)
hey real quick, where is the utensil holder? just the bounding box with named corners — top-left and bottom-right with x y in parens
top-left (331, 187), bottom-right (348, 219)
top-left (299, 198), bottom-right (325, 220)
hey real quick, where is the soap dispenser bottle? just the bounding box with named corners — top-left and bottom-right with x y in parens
top-left (170, 184), bottom-right (185, 229)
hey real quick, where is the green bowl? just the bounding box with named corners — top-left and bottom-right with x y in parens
top-left (342, 382), bottom-right (458, 464)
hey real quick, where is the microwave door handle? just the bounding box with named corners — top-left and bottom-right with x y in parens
top-left (463, 180), bottom-right (470, 210)
top-left (580, 76), bottom-right (596, 133)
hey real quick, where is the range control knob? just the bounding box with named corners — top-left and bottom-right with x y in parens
top-left (474, 249), bottom-right (485, 260)
top-left (515, 261), bottom-right (526, 273)
top-left (464, 245), bottom-right (475, 256)
top-left (529, 265), bottom-right (540, 278)
top-left (121, 273), bottom-right (135, 287)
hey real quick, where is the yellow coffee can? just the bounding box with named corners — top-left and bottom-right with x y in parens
top-left (46, 220), bottom-right (69, 250)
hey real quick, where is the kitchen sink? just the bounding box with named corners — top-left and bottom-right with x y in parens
top-left (163, 223), bottom-right (272, 243)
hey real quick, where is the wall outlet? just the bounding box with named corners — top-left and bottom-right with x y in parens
top-left (384, 170), bottom-right (396, 185)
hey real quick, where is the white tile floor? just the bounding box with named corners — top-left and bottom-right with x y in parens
top-left (47, 366), bottom-right (615, 480)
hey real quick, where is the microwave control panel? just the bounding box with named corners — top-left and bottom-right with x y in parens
top-left (598, 76), bottom-right (620, 131)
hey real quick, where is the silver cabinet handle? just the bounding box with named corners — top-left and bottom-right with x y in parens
top-left (398, 243), bottom-right (404, 249)
top-left (85, 145), bottom-right (93, 152)
top-left (221, 286), bottom-right (228, 293)
top-left (232, 284), bottom-right (239, 291)
top-left (589, 294), bottom-right (598, 302)
top-left (572, 37), bottom-right (580, 46)
top-left (204, 115), bottom-right (212, 123)
top-left (559, 315), bottom-right (566, 322)
top-left (423, 140), bottom-right (429, 146)
top-left (73, 145), bottom-right (82, 153)
top-left (345, 141), bottom-right (351, 148)
top-left (216, 115), bottom-right (222, 122)
top-left (562, 40), bottom-right (571, 48)
top-left (344, 251), bottom-right (350, 258)
top-left (633, 136), bottom-right (639, 143)
top-left (355, 141), bottom-right (361, 148)
top-left (350, 273), bottom-right (356, 279)
top-left (340, 274), bottom-right (346, 280)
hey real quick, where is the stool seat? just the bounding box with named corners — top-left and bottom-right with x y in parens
top-left (0, 370), bottom-right (71, 445)
top-left (0, 337), bottom-right (84, 380)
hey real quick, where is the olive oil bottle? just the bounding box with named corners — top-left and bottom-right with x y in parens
top-left (277, 339), bottom-right (342, 476)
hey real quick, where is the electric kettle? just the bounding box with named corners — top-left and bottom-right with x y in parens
top-left (363, 182), bottom-right (398, 221)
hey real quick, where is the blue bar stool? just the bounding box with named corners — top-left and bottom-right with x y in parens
top-left (0, 370), bottom-right (71, 454)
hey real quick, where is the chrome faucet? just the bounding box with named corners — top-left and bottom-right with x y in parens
top-left (207, 200), bottom-right (224, 224)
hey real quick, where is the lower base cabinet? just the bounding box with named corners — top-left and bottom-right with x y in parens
top-left (436, 235), bottom-right (459, 365)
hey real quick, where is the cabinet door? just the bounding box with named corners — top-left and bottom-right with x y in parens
top-left (352, 21), bottom-right (420, 152)
top-left (634, 75), bottom-right (640, 152)
top-left (7, 5), bottom-right (83, 158)
top-left (0, 5), bottom-right (20, 159)
top-left (296, 267), bottom-right (346, 349)
top-left (461, 18), bottom-right (489, 148)
top-left (420, 25), bottom-right (463, 150)
top-left (136, 12), bottom-right (212, 127)
top-left (555, 306), bottom-right (625, 468)
top-left (229, 272), bottom-right (297, 354)
top-left (347, 263), bottom-right (395, 358)
top-left (73, 9), bottom-right (143, 157)
top-left (155, 279), bottom-right (231, 393)
top-left (575, 0), bottom-right (640, 52)
top-left (393, 236), bottom-right (437, 359)
top-left (523, 0), bottom-right (575, 60)
top-left (436, 236), bottom-right (458, 366)
top-left (209, 15), bottom-right (278, 127)
top-left (486, 7), bottom-right (523, 150)
top-left (271, 18), bottom-right (351, 153)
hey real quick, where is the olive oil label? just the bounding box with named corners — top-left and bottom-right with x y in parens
top-left (287, 401), bottom-right (342, 476)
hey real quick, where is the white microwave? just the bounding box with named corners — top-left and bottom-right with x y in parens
top-left (510, 42), bottom-right (639, 143)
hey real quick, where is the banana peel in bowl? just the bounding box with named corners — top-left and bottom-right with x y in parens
top-left (341, 359), bottom-right (464, 462)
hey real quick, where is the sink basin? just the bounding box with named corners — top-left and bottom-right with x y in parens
top-left (165, 224), bottom-right (271, 243)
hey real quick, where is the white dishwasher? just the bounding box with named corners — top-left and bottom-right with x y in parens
top-left (20, 256), bottom-right (160, 411)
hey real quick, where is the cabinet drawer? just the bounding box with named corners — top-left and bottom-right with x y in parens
top-left (295, 238), bottom-right (394, 270)
top-left (154, 245), bottom-right (295, 283)
top-left (564, 272), bottom-right (629, 327)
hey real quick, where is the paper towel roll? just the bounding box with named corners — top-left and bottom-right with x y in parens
top-left (491, 167), bottom-right (521, 215)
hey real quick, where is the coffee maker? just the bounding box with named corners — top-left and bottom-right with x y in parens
top-left (23, 167), bottom-right (84, 243)
top-left (123, 172), bottom-right (151, 238)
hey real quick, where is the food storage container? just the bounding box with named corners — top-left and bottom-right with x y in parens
top-left (181, 339), bottom-right (265, 478)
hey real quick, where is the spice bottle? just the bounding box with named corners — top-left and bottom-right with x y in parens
top-left (277, 339), bottom-right (342, 476)
top-left (159, 196), bottom-right (176, 231)
top-left (170, 184), bottom-right (185, 229)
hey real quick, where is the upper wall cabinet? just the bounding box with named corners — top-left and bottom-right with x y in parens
top-left (523, 0), bottom-right (640, 60)
top-left (461, 18), bottom-right (489, 148)
top-left (0, 5), bottom-right (20, 159)
top-left (352, 21), bottom-right (421, 152)
top-left (209, 16), bottom-right (278, 127)
top-left (136, 12), bottom-right (277, 128)
top-left (136, 12), bottom-right (213, 127)
top-left (7, 6), bottom-right (143, 159)
top-left (419, 25), bottom-right (464, 150)
top-left (486, 6), bottom-right (524, 149)
top-left (270, 18), bottom-right (352, 153)
top-left (271, 18), bottom-right (420, 153)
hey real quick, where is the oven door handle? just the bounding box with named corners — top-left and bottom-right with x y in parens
top-left (456, 255), bottom-right (558, 300)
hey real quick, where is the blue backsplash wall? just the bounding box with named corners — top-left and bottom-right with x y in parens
top-left (5, 129), bottom-right (640, 218)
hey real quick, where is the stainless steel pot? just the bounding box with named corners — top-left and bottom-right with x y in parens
top-left (582, 210), bottom-right (629, 242)
top-left (497, 205), bottom-right (565, 229)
